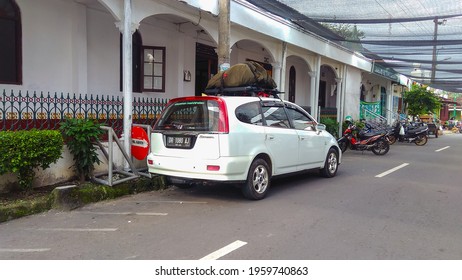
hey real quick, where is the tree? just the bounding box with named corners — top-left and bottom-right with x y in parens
top-left (403, 84), bottom-right (441, 118)
top-left (322, 23), bottom-right (365, 52)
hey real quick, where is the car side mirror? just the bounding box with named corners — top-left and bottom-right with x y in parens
top-left (316, 123), bottom-right (326, 131)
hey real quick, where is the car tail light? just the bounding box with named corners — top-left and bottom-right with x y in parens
top-left (216, 98), bottom-right (229, 133)
top-left (207, 165), bottom-right (220, 171)
top-left (148, 159), bottom-right (153, 165)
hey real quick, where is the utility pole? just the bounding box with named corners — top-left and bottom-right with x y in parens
top-left (431, 17), bottom-right (446, 84)
top-left (218, 0), bottom-right (230, 72)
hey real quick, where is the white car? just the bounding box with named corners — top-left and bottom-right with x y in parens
top-left (147, 94), bottom-right (341, 199)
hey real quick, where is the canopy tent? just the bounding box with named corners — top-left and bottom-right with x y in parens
top-left (246, 0), bottom-right (462, 93)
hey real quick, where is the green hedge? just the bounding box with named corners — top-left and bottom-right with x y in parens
top-left (0, 130), bottom-right (63, 191)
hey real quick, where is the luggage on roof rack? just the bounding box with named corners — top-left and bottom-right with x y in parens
top-left (206, 61), bottom-right (277, 90)
top-left (204, 86), bottom-right (281, 98)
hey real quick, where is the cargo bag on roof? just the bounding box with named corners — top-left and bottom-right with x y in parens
top-left (206, 61), bottom-right (277, 90)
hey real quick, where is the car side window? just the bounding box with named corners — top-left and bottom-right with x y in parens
top-left (235, 102), bottom-right (263, 125)
top-left (286, 107), bottom-right (316, 130)
top-left (261, 105), bottom-right (291, 128)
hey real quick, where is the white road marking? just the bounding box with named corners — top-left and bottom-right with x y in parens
top-left (375, 163), bottom-right (409, 178)
top-left (435, 146), bottom-right (450, 152)
top-left (132, 200), bottom-right (207, 204)
top-left (200, 240), bottom-right (247, 260)
top-left (0, 248), bottom-right (50, 253)
top-left (80, 211), bottom-right (168, 216)
top-left (35, 228), bottom-right (118, 232)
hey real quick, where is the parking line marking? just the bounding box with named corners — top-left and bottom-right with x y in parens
top-left (435, 146), bottom-right (450, 152)
top-left (80, 211), bottom-right (168, 216)
top-left (35, 228), bottom-right (118, 232)
top-left (375, 163), bottom-right (409, 178)
top-left (132, 200), bottom-right (207, 204)
top-left (0, 248), bottom-right (51, 253)
top-left (200, 240), bottom-right (248, 260)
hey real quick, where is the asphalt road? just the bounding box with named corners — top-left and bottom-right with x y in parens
top-left (1, 133), bottom-right (461, 260)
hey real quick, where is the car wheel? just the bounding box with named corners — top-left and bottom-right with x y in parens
top-left (241, 158), bottom-right (270, 200)
top-left (320, 148), bottom-right (339, 178)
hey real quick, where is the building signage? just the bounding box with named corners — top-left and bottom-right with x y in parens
top-left (372, 63), bottom-right (399, 82)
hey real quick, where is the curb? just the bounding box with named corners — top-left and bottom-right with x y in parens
top-left (0, 176), bottom-right (167, 223)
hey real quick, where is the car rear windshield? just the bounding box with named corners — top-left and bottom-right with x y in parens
top-left (155, 99), bottom-right (222, 132)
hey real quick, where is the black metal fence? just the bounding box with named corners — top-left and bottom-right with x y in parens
top-left (0, 89), bottom-right (169, 136)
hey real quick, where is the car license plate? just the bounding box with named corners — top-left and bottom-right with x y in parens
top-left (166, 136), bottom-right (192, 148)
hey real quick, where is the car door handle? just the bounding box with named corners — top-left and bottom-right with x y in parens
top-left (267, 135), bottom-right (275, 140)
top-left (299, 136), bottom-right (306, 140)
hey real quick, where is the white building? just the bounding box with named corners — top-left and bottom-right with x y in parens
top-left (0, 0), bottom-right (400, 189)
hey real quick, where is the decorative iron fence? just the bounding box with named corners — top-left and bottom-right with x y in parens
top-left (320, 107), bottom-right (337, 119)
top-left (0, 89), bottom-right (169, 136)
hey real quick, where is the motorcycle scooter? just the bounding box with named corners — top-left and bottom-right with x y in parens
top-left (337, 123), bottom-right (390, 155)
top-left (388, 121), bottom-right (428, 146)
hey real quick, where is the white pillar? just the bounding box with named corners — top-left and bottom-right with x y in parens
top-left (278, 42), bottom-right (288, 100)
top-left (313, 55), bottom-right (322, 120)
top-left (272, 62), bottom-right (282, 95)
top-left (122, 0), bottom-right (133, 169)
top-left (308, 71), bottom-right (317, 115)
top-left (335, 78), bottom-right (343, 123)
top-left (340, 64), bottom-right (348, 127)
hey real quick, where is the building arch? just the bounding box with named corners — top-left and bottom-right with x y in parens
top-left (285, 55), bottom-right (312, 109)
top-left (319, 64), bottom-right (339, 109)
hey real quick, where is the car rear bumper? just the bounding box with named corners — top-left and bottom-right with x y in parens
top-left (147, 153), bottom-right (252, 181)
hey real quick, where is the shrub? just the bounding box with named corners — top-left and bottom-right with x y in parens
top-left (60, 118), bottom-right (104, 182)
top-left (320, 117), bottom-right (339, 138)
top-left (0, 130), bottom-right (63, 191)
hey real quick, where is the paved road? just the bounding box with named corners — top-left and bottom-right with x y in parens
top-left (1, 134), bottom-right (461, 260)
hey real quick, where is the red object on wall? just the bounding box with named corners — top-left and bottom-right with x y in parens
top-left (131, 126), bottom-right (150, 160)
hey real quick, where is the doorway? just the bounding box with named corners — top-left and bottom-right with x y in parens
top-left (289, 66), bottom-right (296, 102)
top-left (195, 43), bottom-right (218, 96)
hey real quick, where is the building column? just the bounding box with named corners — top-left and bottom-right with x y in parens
top-left (272, 62), bottom-right (282, 97)
top-left (115, 0), bottom-right (139, 168)
top-left (335, 78), bottom-right (343, 123)
top-left (313, 55), bottom-right (322, 120)
top-left (308, 71), bottom-right (317, 115)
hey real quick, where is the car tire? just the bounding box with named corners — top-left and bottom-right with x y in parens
top-left (241, 158), bottom-right (271, 200)
top-left (320, 148), bottom-right (339, 178)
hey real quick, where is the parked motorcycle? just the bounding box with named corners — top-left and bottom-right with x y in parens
top-left (337, 123), bottom-right (390, 155)
top-left (388, 120), bottom-right (428, 146)
top-left (359, 121), bottom-right (395, 145)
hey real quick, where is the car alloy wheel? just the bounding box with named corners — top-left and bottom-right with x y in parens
top-left (242, 158), bottom-right (270, 200)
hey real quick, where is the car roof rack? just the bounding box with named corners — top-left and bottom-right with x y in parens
top-left (204, 86), bottom-right (282, 98)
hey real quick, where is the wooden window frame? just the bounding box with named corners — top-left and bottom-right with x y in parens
top-left (142, 46), bottom-right (165, 92)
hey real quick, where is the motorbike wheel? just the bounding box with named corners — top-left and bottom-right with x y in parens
top-left (371, 139), bottom-right (390, 155)
top-left (414, 135), bottom-right (428, 146)
top-left (338, 139), bottom-right (348, 153)
top-left (387, 135), bottom-right (397, 145)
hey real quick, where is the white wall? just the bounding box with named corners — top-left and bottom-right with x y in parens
top-left (344, 68), bottom-right (362, 121)
top-left (285, 56), bottom-right (311, 107)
